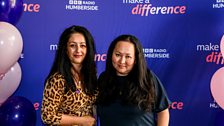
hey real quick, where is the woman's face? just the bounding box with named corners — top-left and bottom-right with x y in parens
top-left (112, 41), bottom-right (135, 76)
top-left (67, 33), bottom-right (87, 66)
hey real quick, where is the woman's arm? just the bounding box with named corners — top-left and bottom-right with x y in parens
top-left (60, 114), bottom-right (95, 126)
top-left (41, 74), bottom-right (65, 125)
top-left (157, 108), bottom-right (170, 126)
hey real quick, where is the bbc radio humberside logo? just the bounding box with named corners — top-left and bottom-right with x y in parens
top-left (66, 0), bottom-right (99, 10)
top-left (213, 0), bottom-right (224, 9)
top-left (122, 0), bottom-right (187, 16)
top-left (143, 48), bottom-right (170, 59)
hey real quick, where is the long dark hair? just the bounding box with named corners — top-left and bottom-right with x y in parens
top-left (46, 25), bottom-right (97, 95)
top-left (98, 34), bottom-right (155, 111)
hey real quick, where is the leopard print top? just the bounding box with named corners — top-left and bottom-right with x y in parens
top-left (41, 73), bottom-right (97, 125)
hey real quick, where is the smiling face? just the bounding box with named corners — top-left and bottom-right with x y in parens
top-left (66, 33), bottom-right (87, 67)
top-left (112, 41), bottom-right (135, 76)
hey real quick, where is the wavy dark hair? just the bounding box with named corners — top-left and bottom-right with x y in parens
top-left (45, 25), bottom-right (97, 95)
top-left (98, 34), bottom-right (155, 111)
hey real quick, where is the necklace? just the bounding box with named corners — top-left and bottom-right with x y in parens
top-left (74, 78), bottom-right (81, 94)
top-left (75, 88), bottom-right (81, 94)
top-left (71, 68), bottom-right (82, 94)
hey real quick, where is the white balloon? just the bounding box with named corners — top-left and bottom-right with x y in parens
top-left (0, 21), bottom-right (23, 75)
top-left (210, 66), bottom-right (224, 110)
top-left (0, 62), bottom-right (22, 106)
top-left (220, 35), bottom-right (224, 59)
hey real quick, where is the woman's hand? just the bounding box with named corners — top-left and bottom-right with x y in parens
top-left (79, 116), bottom-right (96, 126)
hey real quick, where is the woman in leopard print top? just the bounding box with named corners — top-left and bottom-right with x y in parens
top-left (41, 25), bottom-right (97, 126)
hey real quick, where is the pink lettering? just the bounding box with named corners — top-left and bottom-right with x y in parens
top-left (23, 3), bottom-right (40, 12)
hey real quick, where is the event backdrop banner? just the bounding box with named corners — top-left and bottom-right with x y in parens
top-left (8, 0), bottom-right (224, 126)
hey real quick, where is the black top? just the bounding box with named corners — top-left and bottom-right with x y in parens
top-left (97, 71), bottom-right (171, 126)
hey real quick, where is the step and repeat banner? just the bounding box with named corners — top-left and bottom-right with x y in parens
top-left (1, 0), bottom-right (224, 126)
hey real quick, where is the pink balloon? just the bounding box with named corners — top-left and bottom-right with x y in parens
top-left (210, 67), bottom-right (224, 110)
top-left (221, 35), bottom-right (224, 57)
top-left (0, 21), bottom-right (23, 75)
top-left (0, 62), bottom-right (22, 106)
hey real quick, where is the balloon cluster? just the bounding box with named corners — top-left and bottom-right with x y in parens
top-left (0, 1), bottom-right (36, 126)
top-left (0, 0), bottom-right (23, 105)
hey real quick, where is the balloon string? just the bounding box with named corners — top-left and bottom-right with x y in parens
top-left (0, 74), bottom-right (5, 80)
